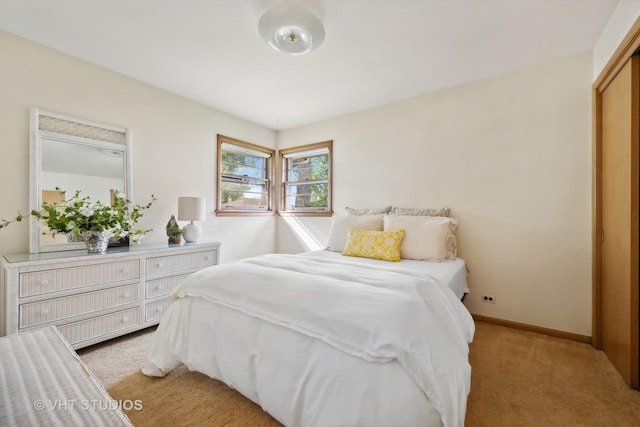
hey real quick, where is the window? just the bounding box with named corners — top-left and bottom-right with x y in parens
top-left (280, 141), bottom-right (332, 216)
top-left (217, 135), bottom-right (275, 216)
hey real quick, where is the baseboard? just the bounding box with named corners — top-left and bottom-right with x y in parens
top-left (471, 313), bottom-right (592, 345)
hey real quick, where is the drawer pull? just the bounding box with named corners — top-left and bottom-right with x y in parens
top-left (154, 285), bottom-right (161, 291)
top-left (120, 267), bottom-right (129, 274)
top-left (40, 279), bottom-right (49, 286)
top-left (41, 308), bottom-right (49, 315)
top-left (204, 256), bottom-right (210, 261)
top-left (121, 316), bottom-right (129, 323)
top-left (155, 263), bottom-right (164, 268)
top-left (121, 292), bottom-right (130, 299)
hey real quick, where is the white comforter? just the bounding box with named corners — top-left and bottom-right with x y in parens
top-left (143, 253), bottom-right (475, 427)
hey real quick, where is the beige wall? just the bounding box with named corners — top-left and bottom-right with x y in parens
top-left (277, 53), bottom-right (593, 336)
top-left (0, 30), bottom-right (277, 263)
top-left (0, 28), bottom-right (595, 336)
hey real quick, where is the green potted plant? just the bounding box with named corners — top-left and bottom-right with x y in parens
top-left (1, 188), bottom-right (156, 253)
top-left (167, 227), bottom-right (184, 245)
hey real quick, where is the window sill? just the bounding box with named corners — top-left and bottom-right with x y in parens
top-left (278, 211), bottom-right (333, 217)
top-left (216, 210), bottom-right (275, 217)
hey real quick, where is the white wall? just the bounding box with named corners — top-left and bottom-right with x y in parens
top-left (593, 0), bottom-right (640, 80)
top-left (0, 30), bottom-right (277, 263)
top-left (277, 53), bottom-right (593, 336)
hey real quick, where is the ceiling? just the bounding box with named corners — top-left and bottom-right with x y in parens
top-left (0, 0), bottom-right (618, 130)
top-left (43, 138), bottom-right (124, 179)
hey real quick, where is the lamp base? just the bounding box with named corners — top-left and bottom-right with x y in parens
top-left (183, 222), bottom-right (202, 243)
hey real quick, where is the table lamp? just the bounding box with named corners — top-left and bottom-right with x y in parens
top-left (178, 197), bottom-right (206, 242)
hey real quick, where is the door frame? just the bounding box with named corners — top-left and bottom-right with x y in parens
top-left (592, 16), bottom-right (640, 353)
top-left (591, 17), bottom-right (640, 349)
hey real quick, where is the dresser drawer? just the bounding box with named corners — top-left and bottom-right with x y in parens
top-left (145, 299), bottom-right (172, 322)
top-left (146, 250), bottom-right (216, 277)
top-left (19, 260), bottom-right (140, 297)
top-left (58, 307), bottom-right (140, 346)
top-left (146, 274), bottom-right (191, 299)
top-left (19, 283), bottom-right (139, 329)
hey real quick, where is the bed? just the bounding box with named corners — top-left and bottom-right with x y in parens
top-left (143, 210), bottom-right (473, 426)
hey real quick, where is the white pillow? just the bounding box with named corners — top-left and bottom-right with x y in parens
top-left (383, 215), bottom-right (450, 261)
top-left (326, 215), bottom-right (384, 252)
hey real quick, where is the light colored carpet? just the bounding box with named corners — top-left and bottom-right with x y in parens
top-left (78, 327), bottom-right (155, 389)
top-left (467, 322), bottom-right (640, 426)
top-left (78, 322), bottom-right (640, 426)
top-left (108, 366), bottom-right (281, 426)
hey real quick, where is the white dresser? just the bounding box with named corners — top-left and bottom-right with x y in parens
top-left (0, 241), bottom-right (220, 349)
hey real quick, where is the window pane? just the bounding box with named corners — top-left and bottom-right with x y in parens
top-left (221, 177), bottom-right (268, 209)
top-left (217, 135), bottom-right (274, 215)
top-left (285, 182), bottom-right (328, 210)
top-left (280, 141), bottom-right (332, 214)
top-left (287, 155), bottom-right (328, 182)
top-left (222, 151), bottom-right (265, 180)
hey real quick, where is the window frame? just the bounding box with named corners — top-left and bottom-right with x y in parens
top-left (216, 134), bottom-right (275, 217)
top-left (279, 140), bottom-right (333, 217)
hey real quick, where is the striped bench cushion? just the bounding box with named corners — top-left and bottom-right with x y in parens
top-left (0, 325), bottom-right (132, 426)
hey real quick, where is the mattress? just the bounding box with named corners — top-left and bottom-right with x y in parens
top-left (306, 249), bottom-right (470, 299)
top-left (0, 325), bottom-right (133, 426)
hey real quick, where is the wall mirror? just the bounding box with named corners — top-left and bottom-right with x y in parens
top-left (29, 108), bottom-right (133, 253)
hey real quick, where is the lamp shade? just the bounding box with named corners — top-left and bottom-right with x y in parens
top-left (178, 197), bottom-right (206, 222)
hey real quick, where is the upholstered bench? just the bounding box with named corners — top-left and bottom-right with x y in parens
top-left (0, 325), bottom-right (132, 426)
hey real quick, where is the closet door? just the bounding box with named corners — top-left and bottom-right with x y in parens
top-left (600, 55), bottom-right (639, 389)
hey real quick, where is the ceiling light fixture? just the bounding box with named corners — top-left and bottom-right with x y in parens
top-left (258, 5), bottom-right (325, 56)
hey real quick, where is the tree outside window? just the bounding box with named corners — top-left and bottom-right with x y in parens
top-left (280, 141), bottom-right (332, 216)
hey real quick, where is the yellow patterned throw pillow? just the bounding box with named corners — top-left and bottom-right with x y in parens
top-left (342, 228), bottom-right (405, 262)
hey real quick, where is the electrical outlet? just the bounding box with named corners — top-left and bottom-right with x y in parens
top-left (481, 295), bottom-right (495, 304)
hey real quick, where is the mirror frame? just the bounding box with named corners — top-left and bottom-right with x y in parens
top-left (29, 108), bottom-right (133, 253)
